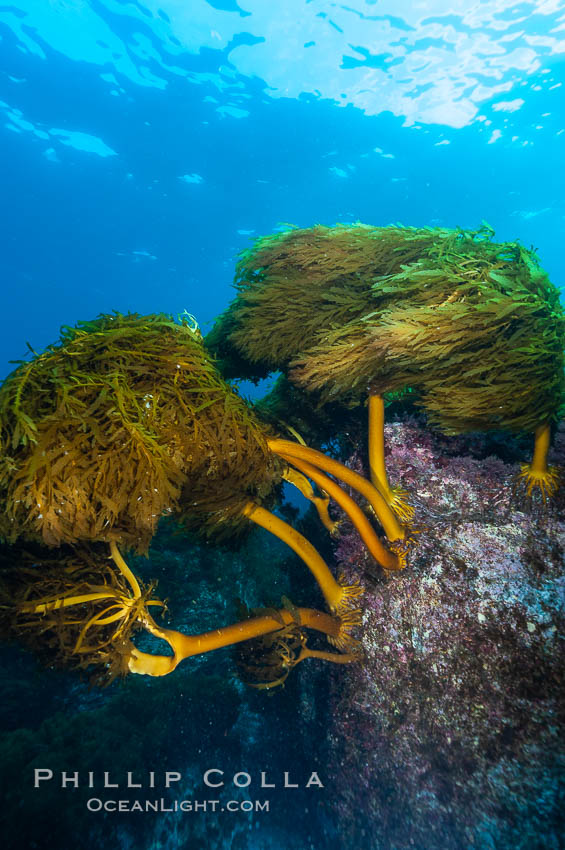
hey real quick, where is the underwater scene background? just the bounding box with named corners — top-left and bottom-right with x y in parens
top-left (0, 2), bottom-right (564, 849)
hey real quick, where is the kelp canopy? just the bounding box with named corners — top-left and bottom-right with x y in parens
top-left (0, 313), bottom-right (368, 684)
top-left (207, 223), bottom-right (565, 434)
top-left (0, 313), bottom-right (279, 551)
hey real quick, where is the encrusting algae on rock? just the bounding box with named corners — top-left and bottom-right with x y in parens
top-left (325, 416), bottom-right (565, 850)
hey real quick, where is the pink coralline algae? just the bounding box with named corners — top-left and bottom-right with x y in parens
top-left (326, 415), bottom-right (564, 850)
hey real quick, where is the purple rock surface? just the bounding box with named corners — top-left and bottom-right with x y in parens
top-left (326, 416), bottom-right (564, 849)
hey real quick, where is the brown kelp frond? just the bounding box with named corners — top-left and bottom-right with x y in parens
top-left (212, 221), bottom-right (535, 374)
top-left (204, 300), bottom-right (272, 382)
top-left (0, 544), bottom-right (164, 685)
top-left (254, 374), bottom-right (362, 447)
top-left (290, 267), bottom-right (564, 433)
top-left (227, 224), bottom-right (404, 370)
top-left (288, 317), bottom-right (390, 401)
top-left (0, 313), bottom-right (281, 550)
top-left (207, 223), bottom-right (564, 438)
top-left (290, 296), bottom-right (560, 432)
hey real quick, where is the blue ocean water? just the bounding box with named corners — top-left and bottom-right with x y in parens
top-left (1, 0), bottom-right (564, 381)
top-left (1, 3), bottom-right (565, 850)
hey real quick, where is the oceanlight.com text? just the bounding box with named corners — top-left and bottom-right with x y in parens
top-left (86, 798), bottom-right (270, 813)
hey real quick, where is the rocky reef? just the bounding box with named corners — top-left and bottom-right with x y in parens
top-left (0, 399), bottom-right (562, 850)
top-left (325, 415), bottom-right (564, 849)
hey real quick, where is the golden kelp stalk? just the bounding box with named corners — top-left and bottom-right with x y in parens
top-left (0, 542), bottom-right (362, 685)
top-left (207, 223), bottom-right (565, 507)
top-left (0, 313), bottom-right (406, 684)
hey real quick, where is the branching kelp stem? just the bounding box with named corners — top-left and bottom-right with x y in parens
top-left (268, 438), bottom-right (406, 542)
top-left (277, 454), bottom-right (402, 570)
top-left (129, 606), bottom-right (355, 677)
top-left (281, 466), bottom-right (337, 534)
